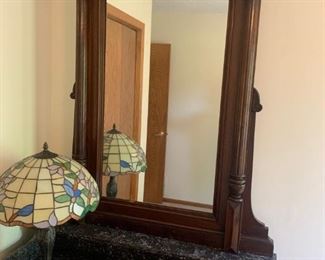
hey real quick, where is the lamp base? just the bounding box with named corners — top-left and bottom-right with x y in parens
top-left (107, 176), bottom-right (117, 198)
top-left (35, 226), bottom-right (56, 260)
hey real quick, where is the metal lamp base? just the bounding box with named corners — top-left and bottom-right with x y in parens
top-left (35, 226), bottom-right (56, 260)
top-left (107, 176), bottom-right (117, 198)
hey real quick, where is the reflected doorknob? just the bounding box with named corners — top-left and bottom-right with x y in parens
top-left (154, 131), bottom-right (168, 137)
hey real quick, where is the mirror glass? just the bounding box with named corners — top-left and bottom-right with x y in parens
top-left (102, 0), bottom-right (228, 213)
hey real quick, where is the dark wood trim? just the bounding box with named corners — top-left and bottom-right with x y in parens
top-left (240, 89), bottom-right (274, 255)
top-left (71, 0), bottom-right (88, 166)
top-left (162, 198), bottom-right (213, 210)
top-left (87, 198), bottom-right (223, 247)
top-left (73, 0), bottom-right (274, 257)
top-left (84, 0), bottom-right (106, 192)
top-left (217, 0), bottom-right (267, 253)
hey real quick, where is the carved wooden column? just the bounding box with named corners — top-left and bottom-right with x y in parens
top-left (72, 0), bottom-right (88, 166)
top-left (223, 0), bottom-right (262, 253)
top-left (84, 0), bottom-right (106, 183)
top-left (224, 89), bottom-right (263, 252)
top-left (224, 175), bottom-right (246, 251)
top-left (72, 0), bottom-right (106, 178)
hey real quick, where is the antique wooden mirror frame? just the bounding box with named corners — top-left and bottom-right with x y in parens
top-left (71, 0), bottom-right (274, 257)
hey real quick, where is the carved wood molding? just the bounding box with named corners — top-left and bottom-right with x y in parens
top-left (217, 0), bottom-right (269, 254)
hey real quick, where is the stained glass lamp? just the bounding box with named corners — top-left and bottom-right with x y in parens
top-left (103, 124), bottom-right (147, 198)
top-left (0, 143), bottom-right (100, 260)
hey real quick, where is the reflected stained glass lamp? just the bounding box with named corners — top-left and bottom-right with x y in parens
top-left (0, 143), bottom-right (100, 260)
top-left (103, 124), bottom-right (147, 198)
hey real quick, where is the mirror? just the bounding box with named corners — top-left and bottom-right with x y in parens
top-left (101, 0), bottom-right (228, 212)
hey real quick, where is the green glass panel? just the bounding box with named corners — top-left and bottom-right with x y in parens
top-left (76, 197), bottom-right (85, 207)
top-left (55, 194), bottom-right (71, 203)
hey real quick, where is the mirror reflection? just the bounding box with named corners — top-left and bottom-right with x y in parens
top-left (102, 0), bottom-right (228, 213)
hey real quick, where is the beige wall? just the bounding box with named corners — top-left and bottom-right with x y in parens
top-left (0, 1), bottom-right (150, 255)
top-left (0, 0), bottom-right (75, 257)
top-left (151, 10), bottom-right (227, 204)
top-left (108, 0), bottom-right (152, 201)
top-left (253, 1), bottom-right (324, 259)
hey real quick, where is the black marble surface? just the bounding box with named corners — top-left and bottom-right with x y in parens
top-left (7, 223), bottom-right (275, 260)
top-left (6, 239), bottom-right (41, 260)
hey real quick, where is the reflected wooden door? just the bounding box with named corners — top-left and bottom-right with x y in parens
top-left (144, 44), bottom-right (171, 203)
top-left (103, 5), bottom-right (144, 201)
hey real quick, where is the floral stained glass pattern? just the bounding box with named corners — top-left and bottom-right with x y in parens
top-left (102, 126), bottom-right (147, 176)
top-left (0, 148), bottom-right (100, 229)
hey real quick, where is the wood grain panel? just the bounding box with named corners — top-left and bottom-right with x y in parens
top-left (144, 44), bottom-right (171, 203)
top-left (103, 18), bottom-right (136, 199)
top-left (104, 19), bottom-right (122, 130)
top-left (102, 5), bottom-right (145, 201)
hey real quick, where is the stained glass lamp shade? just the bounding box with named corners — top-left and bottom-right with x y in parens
top-left (0, 143), bottom-right (100, 259)
top-left (103, 124), bottom-right (147, 198)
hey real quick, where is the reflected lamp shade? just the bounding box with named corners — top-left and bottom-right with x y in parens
top-left (103, 124), bottom-right (147, 177)
top-left (102, 124), bottom-right (147, 198)
top-left (0, 143), bottom-right (100, 229)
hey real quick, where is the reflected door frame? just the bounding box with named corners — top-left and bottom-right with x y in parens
top-left (105, 4), bottom-right (145, 201)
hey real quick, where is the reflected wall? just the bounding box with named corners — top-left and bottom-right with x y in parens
top-left (151, 6), bottom-right (228, 205)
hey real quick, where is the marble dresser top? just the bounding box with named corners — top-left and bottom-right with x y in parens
top-left (7, 223), bottom-right (275, 260)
